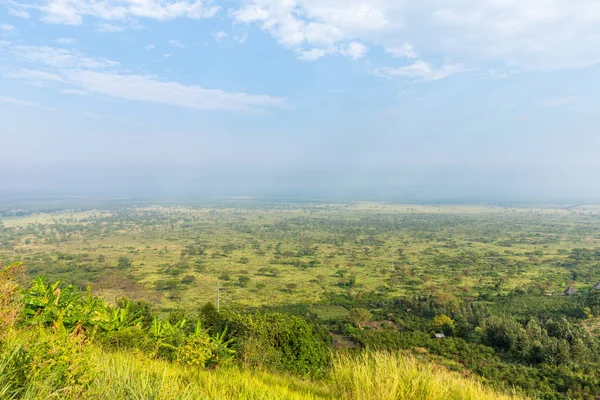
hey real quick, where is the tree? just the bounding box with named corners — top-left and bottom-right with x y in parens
top-left (117, 256), bottom-right (132, 269)
top-left (347, 308), bottom-right (372, 329)
top-left (238, 275), bottom-right (250, 287)
top-left (431, 314), bottom-right (455, 335)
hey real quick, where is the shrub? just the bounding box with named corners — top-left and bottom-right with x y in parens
top-left (221, 311), bottom-right (330, 375)
top-left (97, 327), bottom-right (153, 352)
top-left (178, 335), bottom-right (211, 367)
top-left (347, 308), bottom-right (372, 329)
top-left (0, 328), bottom-right (96, 397)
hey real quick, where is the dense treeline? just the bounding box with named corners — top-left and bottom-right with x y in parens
top-left (323, 290), bottom-right (600, 399)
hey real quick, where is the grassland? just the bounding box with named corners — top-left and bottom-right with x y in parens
top-left (1, 202), bottom-right (599, 311)
top-left (2, 200), bottom-right (600, 399)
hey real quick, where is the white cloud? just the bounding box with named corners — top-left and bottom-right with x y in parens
top-left (65, 70), bottom-right (287, 112)
top-left (13, 45), bottom-right (119, 69)
top-left (536, 97), bottom-right (578, 108)
top-left (0, 96), bottom-right (38, 106)
top-left (169, 40), bottom-right (185, 48)
top-left (55, 37), bottom-right (77, 44)
top-left (211, 31), bottom-right (228, 41)
top-left (3, 41), bottom-right (286, 113)
top-left (0, 24), bottom-right (14, 31)
top-left (163, 53), bottom-right (170, 58)
top-left (24, 0), bottom-right (220, 25)
top-left (145, 44), bottom-right (155, 50)
top-left (385, 43), bottom-right (417, 59)
top-left (299, 48), bottom-right (327, 61)
top-left (234, 0), bottom-right (600, 71)
top-left (8, 8), bottom-right (30, 18)
top-left (5, 68), bottom-right (64, 85)
top-left (96, 23), bottom-right (124, 32)
top-left (340, 41), bottom-right (367, 60)
top-left (373, 60), bottom-right (468, 81)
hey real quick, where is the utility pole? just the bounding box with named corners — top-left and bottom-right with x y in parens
top-left (216, 282), bottom-right (220, 312)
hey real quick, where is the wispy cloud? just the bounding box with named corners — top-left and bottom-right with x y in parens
top-left (385, 43), bottom-right (417, 59)
top-left (96, 23), bottom-right (124, 33)
top-left (299, 48), bottom-right (327, 61)
top-left (23, 0), bottom-right (220, 25)
top-left (145, 44), bottom-right (155, 50)
top-left (0, 95), bottom-right (39, 106)
top-left (5, 68), bottom-right (64, 86)
top-left (65, 70), bottom-right (287, 113)
top-left (169, 40), bottom-right (185, 48)
top-left (0, 24), bottom-right (14, 31)
top-left (373, 61), bottom-right (468, 81)
top-left (211, 31), bottom-right (228, 41)
top-left (8, 8), bottom-right (30, 18)
top-left (4, 43), bottom-right (287, 113)
top-left (13, 45), bottom-right (119, 69)
top-left (55, 37), bottom-right (77, 44)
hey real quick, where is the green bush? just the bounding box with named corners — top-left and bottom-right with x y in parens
top-left (97, 327), bottom-right (153, 352)
top-left (0, 328), bottom-right (96, 397)
top-left (178, 335), bottom-right (211, 367)
top-left (220, 311), bottom-right (330, 375)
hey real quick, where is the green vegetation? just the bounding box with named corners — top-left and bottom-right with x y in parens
top-left (2, 200), bottom-right (600, 398)
top-left (0, 262), bottom-right (523, 400)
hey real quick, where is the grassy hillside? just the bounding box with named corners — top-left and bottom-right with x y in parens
top-left (0, 263), bottom-right (524, 400)
top-left (0, 329), bottom-right (523, 400)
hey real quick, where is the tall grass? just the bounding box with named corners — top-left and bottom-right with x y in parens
top-left (0, 329), bottom-right (528, 400)
top-left (89, 351), bottom-right (332, 400)
top-left (330, 351), bottom-right (525, 400)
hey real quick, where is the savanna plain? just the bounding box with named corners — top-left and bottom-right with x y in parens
top-left (2, 200), bottom-right (600, 399)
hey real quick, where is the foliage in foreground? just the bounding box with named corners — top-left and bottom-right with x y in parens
top-left (0, 262), bottom-right (526, 400)
top-left (0, 328), bottom-right (525, 400)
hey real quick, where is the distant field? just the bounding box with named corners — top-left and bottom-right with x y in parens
top-left (1, 202), bottom-right (600, 310)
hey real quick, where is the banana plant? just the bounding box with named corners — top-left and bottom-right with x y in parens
top-left (22, 277), bottom-right (107, 335)
top-left (22, 277), bottom-right (78, 329)
top-left (149, 316), bottom-right (187, 359)
top-left (208, 327), bottom-right (236, 367)
top-left (104, 302), bottom-right (143, 332)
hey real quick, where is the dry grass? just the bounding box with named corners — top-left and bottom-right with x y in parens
top-left (0, 263), bottom-right (23, 334)
top-left (330, 351), bottom-right (525, 400)
top-left (1, 329), bottom-right (527, 400)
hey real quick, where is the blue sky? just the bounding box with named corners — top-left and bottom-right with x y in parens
top-left (1, 0), bottom-right (600, 198)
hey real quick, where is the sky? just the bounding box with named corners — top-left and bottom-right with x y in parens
top-left (1, 0), bottom-right (600, 200)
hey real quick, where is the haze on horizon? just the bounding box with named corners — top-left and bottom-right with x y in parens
top-left (2, 1), bottom-right (600, 201)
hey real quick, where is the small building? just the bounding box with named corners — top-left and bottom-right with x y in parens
top-left (432, 333), bottom-right (446, 339)
top-left (593, 283), bottom-right (600, 291)
top-left (564, 286), bottom-right (577, 296)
